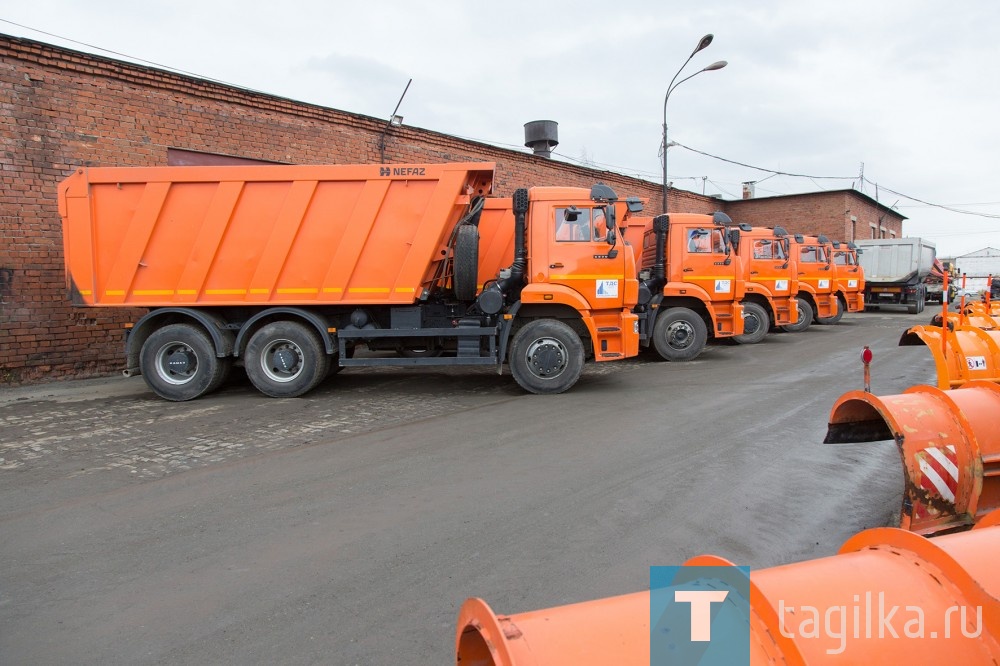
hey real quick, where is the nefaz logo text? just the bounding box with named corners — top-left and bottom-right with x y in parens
top-left (380, 167), bottom-right (426, 177)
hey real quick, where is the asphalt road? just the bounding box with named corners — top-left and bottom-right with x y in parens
top-left (0, 310), bottom-right (936, 665)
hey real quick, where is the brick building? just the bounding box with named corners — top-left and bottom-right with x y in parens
top-left (0, 34), bottom-right (904, 384)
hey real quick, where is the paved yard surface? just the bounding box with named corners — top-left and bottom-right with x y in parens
top-left (0, 311), bottom-right (935, 664)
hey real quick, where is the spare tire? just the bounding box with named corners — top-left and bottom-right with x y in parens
top-left (454, 224), bottom-right (480, 301)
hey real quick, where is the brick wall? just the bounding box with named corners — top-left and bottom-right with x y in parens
top-left (0, 34), bottom-right (904, 384)
top-left (727, 191), bottom-right (903, 243)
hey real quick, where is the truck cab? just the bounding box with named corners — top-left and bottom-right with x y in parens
top-left (825, 240), bottom-right (865, 322)
top-left (726, 223), bottom-right (799, 343)
top-left (784, 234), bottom-right (838, 331)
top-left (626, 212), bottom-right (744, 361)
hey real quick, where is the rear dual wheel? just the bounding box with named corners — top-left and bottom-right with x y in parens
top-left (245, 321), bottom-right (330, 398)
top-left (139, 323), bottom-right (230, 401)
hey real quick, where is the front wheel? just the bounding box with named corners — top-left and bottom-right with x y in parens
top-left (651, 307), bottom-right (708, 361)
top-left (815, 298), bottom-right (844, 325)
top-left (509, 319), bottom-right (585, 394)
top-left (139, 323), bottom-right (226, 401)
top-left (245, 321), bottom-right (330, 398)
top-left (781, 297), bottom-right (813, 332)
top-left (733, 302), bottom-right (770, 344)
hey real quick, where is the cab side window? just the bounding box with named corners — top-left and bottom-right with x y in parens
top-left (800, 246), bottom-right (823, 263)
top-left (689, 229), bottom-right (726, 254)
top-left (555, 208), bottom-right (594, 242)
top-left (753, 240), bottom-right (772, 259)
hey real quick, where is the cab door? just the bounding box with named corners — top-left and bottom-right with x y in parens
top-left (749, 237), bottom-right (792, 296)
top-left (545, 205), bottom-right (628, 309)
top-left (681, 226), bottom-right (734, 301)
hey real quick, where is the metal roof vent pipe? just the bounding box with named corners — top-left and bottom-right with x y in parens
top-left (524, 120), bottom-right (559, 158)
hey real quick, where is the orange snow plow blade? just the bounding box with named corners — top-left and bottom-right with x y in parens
top-left (825, 382), bottom-right (1000, 536)
top-left (455, 518), bottom-right (1000, 664)
top-left (930, 308), bottom-right (1000, 331)
top-left (899, 325), bottom-right (1000, 388)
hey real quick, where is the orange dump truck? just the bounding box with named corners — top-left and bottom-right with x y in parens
top-left (625, 212), bottom-right (744, 361)
top-left (783, 233), bottom-right (838, 331)
top-left (59, 163), bottom-right (640, 400)
top-left (726, 223), bottom-right (798, 343)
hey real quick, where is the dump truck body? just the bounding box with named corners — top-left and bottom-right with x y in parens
top-left (856, 237), bottom-right (936, 313)
top-left (785, 234), bottom-right (838, 329)
top-left (726, 224), bottom-right (798, 342)
top-left (59, 163), bottom-right (640, 399)
top-left (624, 212), bottom-right (744, 361)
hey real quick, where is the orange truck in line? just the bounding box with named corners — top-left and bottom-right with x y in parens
top-left (58, 163), bottom-right (641, 400)
top-left (825, 240), bottom-right (865, 322)
top-left (725, 223), bottom-right (798, 343)
top-left (625, 213), bottom-right (745, 361)
top-left (783, 233), bottom-right (838, 331)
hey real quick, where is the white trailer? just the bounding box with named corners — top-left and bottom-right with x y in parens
top-left (855, 238), bottom-right (936, 313)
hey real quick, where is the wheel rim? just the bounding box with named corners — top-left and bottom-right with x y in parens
top-left (154, 341), bottom-right (199, 386)
top-left (259, 338), bottom-right (305, 383)
top-left (743, 312), bottom-right (761, 335)
top-left (665, 320), bottom-right (695, 349)
top-left (523, 336), bottom-right (568, 379)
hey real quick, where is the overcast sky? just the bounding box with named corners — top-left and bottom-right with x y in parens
top-left (4, 1), bottom-right (999, 257)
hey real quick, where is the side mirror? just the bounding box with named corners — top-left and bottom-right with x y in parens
top-left (729, 228), bottom-right (741, 249)
top-left (564, 206), bottom-right (581, 222)
top-left (625, 197), bottom-right (644, 213)
top-left (606, 225), bottom-right (617, 246)
top-left (606, 204), bottom-right (616, 230)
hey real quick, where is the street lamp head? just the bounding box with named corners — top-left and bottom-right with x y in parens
top-left (703, 60), bottom-right (728, 72)
top-left (692, 33), bottom-right (714, 57)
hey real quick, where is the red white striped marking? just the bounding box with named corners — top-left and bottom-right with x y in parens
top-left (916, 445), bottom-right (958, 504)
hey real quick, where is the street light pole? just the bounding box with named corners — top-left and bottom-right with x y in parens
top-left (662, 34), bottom-right (727, 213)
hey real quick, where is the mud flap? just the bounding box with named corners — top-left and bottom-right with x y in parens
top-left (825, 382), bottom-right (1000, 536)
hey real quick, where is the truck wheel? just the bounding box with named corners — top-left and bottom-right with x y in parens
top-left (733, 302), bottom-right (769, 344)
top-left (139, 323), bottom-right (225, 401)
top-left (509, 319), bottom-right (585, 394)
top-left (245, 321), bottom-right (330, 398)
top-left (453, 225), bottom-right (479, 301)
top-left (782, 297), bottom-right (813, 332)
top-left (651, 308), bottom-right (708, 361)
top-left (816, 298), bottom-right (844, 325)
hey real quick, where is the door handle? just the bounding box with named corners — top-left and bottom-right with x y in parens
top-left (550, 263), bottom-right (564, 269)
top-left (750, 271), bottom-right (759, 274)
top-left (683, 267), bottom-right (694, 272)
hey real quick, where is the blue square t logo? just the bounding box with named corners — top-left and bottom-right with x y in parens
top-left (650, 565), bottom-right (751, 666)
